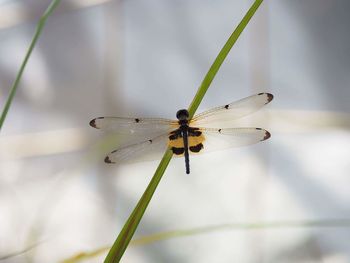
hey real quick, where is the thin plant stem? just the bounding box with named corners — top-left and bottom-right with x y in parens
top-left (188, 0), bottom-right (263, 118)
top-left (62, 218), bottom-right (350, 263)
top-left (0, 0), bottom-right (62, 131)
top-left (104, 149), bottom-right (173, 262)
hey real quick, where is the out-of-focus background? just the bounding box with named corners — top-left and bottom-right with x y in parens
top-left (1, 0), bottom-right (350, 262)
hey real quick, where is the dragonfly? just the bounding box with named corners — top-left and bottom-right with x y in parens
top-left (90, 92), bottom-right (273, 174)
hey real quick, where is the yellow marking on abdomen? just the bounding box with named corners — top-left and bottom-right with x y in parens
top-left (168, 137), bottom-right (184, 148)
top-left (188, 134), bottom-right (205, 147)
top-left (168, 133), bottom-right (205, 148)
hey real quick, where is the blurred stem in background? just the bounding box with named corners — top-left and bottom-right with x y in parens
top-left (104, 0), bottom-right (264, 262)
top-left (61, 218), bottom-right (350, 263)
top-left (0, 0), bottom-right (61, 131)
top-left (3, 218), bottom-right (350, 262)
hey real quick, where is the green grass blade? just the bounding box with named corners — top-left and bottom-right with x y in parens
top-left (188, 0), bottom-right (263, 118)
top-left (104, 149), bottom-right (173, 262)
top-left (62, 218), bottom-right (350, 263)
top-left (131, 218), bottom-right (350, 245)
top-left (104, 1), bottom-right (264, 262)
top-left (0, 0), bottom-right (62, 131)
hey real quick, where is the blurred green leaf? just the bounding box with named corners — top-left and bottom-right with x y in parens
top-left (0, 242), bottom-right (43, 261)
top-left (104, 1), bottom-right (264, 262)
top-left (60, 246), bottom-right (110, 263)
top-left (0, 0), bottom-right (61, 131)
top-left (62, 218), bottom-right (350, 263)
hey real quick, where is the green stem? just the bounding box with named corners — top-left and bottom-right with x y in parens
top-left (104, 149), bottom-right (173, 262)
top-left (188, 0), bottom-right (263, 118)
top-left (0, 0), bottom-right (62, 130)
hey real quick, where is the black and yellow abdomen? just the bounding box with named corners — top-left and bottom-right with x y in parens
top-left (168, 127), bottom-right (205, 155)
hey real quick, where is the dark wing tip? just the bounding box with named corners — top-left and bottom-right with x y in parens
top-left (89, 117), bottom-right (104, 128)
top-left (258, 92), bottom-right (274, 104)
top-left (256, 128), bottom-right (271, 141)
top-left (89, 119), bottom-right (97, 128)
top-left (263, 130), bottom-right (271, 141)
top-left (104, 156), bottom-right (115, 164)
top-left (266, 93), bottom-right (274, 103)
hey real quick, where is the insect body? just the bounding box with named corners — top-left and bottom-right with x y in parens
top-left (90, 93), bottom-right (273, 174)
top-left (167, 109), bottom-right (205, 174)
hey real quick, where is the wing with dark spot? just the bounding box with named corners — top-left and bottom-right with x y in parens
top-left (191, 93), bottom-right (273, 127)
top-left (89, 117), bottom-right (177, 137)
top-left (104, 133), bottom-right (169, 164)
top-left (187, 127), bottom-right (271, 154)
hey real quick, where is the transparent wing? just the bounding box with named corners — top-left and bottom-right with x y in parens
top-left (191, 93), bottom-right (273, 127)
top-left (90, 117), bottom-right (177, 137)
top-left (189, 127), bottom-right (271, 154)
top-left (104, 133), bottom-right (170, 164)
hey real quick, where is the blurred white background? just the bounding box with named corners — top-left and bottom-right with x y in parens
top-left (1, 0), bottom-right (350, 262)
